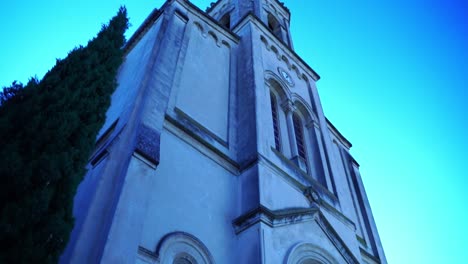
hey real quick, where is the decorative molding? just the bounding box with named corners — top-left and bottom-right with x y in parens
top-left (360, 247), bottom-right (382, 264)
top-left (232, 205), bottom-right (319, 234)
top-left (232, 204), bottom-right (360, 264)
top-left (304, 186), bottom-right (321, 204)
top-left (316, 214), bottom-right (360, 264)
top-left (278, 67), bottom-right (295, 87)
top-left (281, 98), bottom-right (296, 113)
top-left (172, 107), bottom-right (228, 147)
top-left (138, 246), bottom-right (158, 262)
top-left (193, 20), bottom-right (232, 49)
top-left (286, 243), bottom-right (338, 264)
top-left (164, 112), bottom-right (239, 175)
top-left (139, 231), bottom-right (215, 264)
top-left (260, 34), bottom-right (317, 81)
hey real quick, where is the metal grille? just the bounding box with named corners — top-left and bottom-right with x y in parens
top-left (293, 113), bottom-right (307, 161)
top-left (270, 94), bottom-right (281, 151)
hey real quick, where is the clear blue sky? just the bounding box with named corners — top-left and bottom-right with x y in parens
top-left (1, 0), bottom-right (467, 263)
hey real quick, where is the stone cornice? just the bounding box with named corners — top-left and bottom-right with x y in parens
top-left (360, 247), bottom-right (382, 264)
top-left (232, 205), bottom-right (319, 234)
top-left (233, 205), bottom-right (360, 264)
top-left (206, 0), bottom-right (223, 13)
top-left (326, 117), bottom-right (352, 149)
top-left (315, 213), bottom-right (360, 264)
top-left (125, 0), bottom-right (240, 55)
top-left (124, 7), bottom-right (164, 54)
top-left (180, 0), bottom-right (240, 43)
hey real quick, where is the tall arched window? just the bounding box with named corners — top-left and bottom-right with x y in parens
top-left (219, 13), bottom-right (230, 29)
top-left (267, 13), bottom-right (283, 40)
top-left (270, 92), bottom-right (281, 151)
top-left (293, 112), bottom-right (307, 167)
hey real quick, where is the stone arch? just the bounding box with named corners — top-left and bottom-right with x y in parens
top-left (291, 95), bottom-right (314, 123)
top-left (271, 45), bottom-right (280, 58)
top-left (281, 55), bottom-right (292, 69)
top-left (267, 12), bottom-right (283, 40)
top-left (291, 64), bottom-right (301, 79)
top-left (207, 31), bottom-right (219, 44)
top-left (221, 40), bottom-right (231, 49)
top-left (260, 35), bottom-right (269, 47)
top-left (265, 71), bottom-right (292, 100)
top-left (286, 243), bottom-right (339, 264)
top-left (193, 21), bottom-right (204, 33)
top-left (266, 73), bottom-right (291, 155)
top-left (156, 232), bottom-right (214, 264)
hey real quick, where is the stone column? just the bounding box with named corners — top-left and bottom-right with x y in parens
top-left (281, 99), bottom-right (298, 158)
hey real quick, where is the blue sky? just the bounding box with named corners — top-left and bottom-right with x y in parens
top-left (1, 0), bottom-right (467, 263)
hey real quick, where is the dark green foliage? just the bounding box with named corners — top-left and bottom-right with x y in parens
top-left (0, 7), bottom-right (128, 263)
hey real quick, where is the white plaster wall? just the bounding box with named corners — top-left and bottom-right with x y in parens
top-left (139, 127), bottom-right (239, 262)
top-left (328, 134), bottom-right (360, 229)
top-left (263, 220), bottom-right (346, 264)
top-left (175, 24), bottom-right (231, 142)
top-left (321, 209), bottom-right (361, 261)
top-left (97, 18), bottom-right (163, 139)
top-left (259, 165), bottom-right (310, 210)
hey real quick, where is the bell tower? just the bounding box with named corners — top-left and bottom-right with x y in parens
top-left (61, 0), bottom-right (387, 263)
top-left (207, 0), bottom-right (294, 47)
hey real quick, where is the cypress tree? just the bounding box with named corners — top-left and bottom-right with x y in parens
top-left (0, 7), bottom-right (128, 263)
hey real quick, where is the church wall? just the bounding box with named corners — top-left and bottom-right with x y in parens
top-left (61, 1), bottom-right (386, 262)
top-left (139, 127), bottom-right (239, 262)
top-left (327, 131), bottom-right (361, 232)
top-left (321, 208), bottom-right (362, 261)
top-left (97, 17), bottom-right (164, 139)
top-left (262, 220), bottom-right (345, 264)
top-left (174, 13), bottom-right (232, 144)
top-left (258, 164), bottom-right (310, 210)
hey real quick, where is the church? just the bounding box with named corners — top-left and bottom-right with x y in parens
top-left (60, 0), bottom-right (387, 263)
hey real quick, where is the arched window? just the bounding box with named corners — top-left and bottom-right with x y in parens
top-left (286, 243), bottom-right (338, 264)
top-left (219, 13), bottom-right (231, 29)
top-left (270, 92), bottom-right (281, 151)
top-left (293, 112), bottom-right (307, 167)
top-left (267, 13), bottom-right (282, 40)
top-left (173, 253), bottom-right (196, 264)
top-left (156, 232), bottom-right (214, 264)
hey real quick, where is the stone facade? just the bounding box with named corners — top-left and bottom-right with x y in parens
top-left (60, 0), bottom-right (387, 263)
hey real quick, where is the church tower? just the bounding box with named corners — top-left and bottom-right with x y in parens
top-left (60, 0), bottom-right (387, 263)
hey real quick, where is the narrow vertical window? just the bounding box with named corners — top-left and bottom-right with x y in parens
top-left (219, 13), bottom-right (230, 29)
top-left (267, 13), bottom-right (283, 41)
top-left (293, 113), bottom-right (307, 163)
top-left (270, 93), bottom-right (281, 151)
